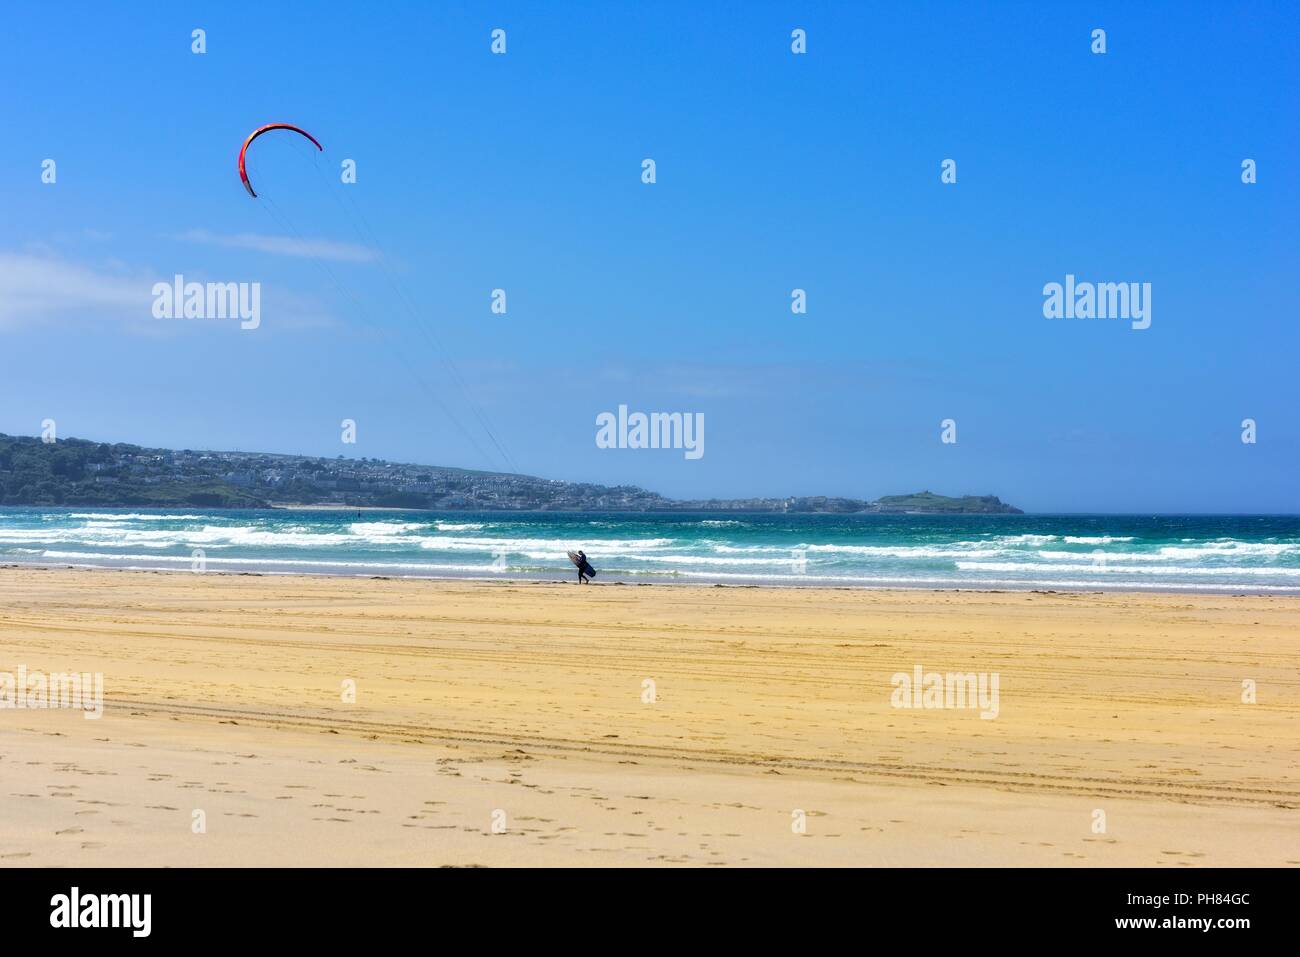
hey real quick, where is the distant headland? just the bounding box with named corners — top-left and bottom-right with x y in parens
top-left (0, 434), bottom-right (1022, 514)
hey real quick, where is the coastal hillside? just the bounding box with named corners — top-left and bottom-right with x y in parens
top-left (0, 434), bottom-right (1022, 513)
top-left (876, 491), bottom-right (1022, 514)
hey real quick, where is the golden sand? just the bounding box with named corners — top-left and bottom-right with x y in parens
top-left (1, 566), bottom-right (1296, 866)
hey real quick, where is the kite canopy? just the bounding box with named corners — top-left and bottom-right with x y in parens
top-left (237, 123), bottom-right (323, 198)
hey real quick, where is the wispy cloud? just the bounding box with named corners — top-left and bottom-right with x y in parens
top-left (0, 250), bottom-right (339, 332)
top-left (175, 229), bottom-right (379, 263)
top-left (0, 252), bottom-right (146, 327)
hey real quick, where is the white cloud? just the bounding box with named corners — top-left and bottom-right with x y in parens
top-left (0, 252), bottom-right (147, 327)
top-left (0, 251), bottom-right (339, 332)
top-left (175, 229), bottom-right (378, 263)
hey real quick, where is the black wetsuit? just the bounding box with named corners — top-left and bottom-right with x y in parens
top-left (577, 551), bottom-right (592, 583)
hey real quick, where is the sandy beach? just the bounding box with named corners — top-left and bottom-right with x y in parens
top-left (1, 565), bottom-right (1296, 867)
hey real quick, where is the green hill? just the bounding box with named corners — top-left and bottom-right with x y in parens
top-left (875, 491), bottom-right (1022, 514)
top-left (0, 434), bottom-right (1021, 513)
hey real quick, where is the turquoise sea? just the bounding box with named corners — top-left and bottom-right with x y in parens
top-left (2, 508), bottom-right (1299, 593)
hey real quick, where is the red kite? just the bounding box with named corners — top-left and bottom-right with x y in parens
top-left (237, 123), bottom-right (323, 198)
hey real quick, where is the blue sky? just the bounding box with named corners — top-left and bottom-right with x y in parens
top-left (1, 1), bottom-right (1296, 511)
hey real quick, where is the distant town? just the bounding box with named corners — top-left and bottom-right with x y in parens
top-left (0, 434), bottom-right (1022, 514)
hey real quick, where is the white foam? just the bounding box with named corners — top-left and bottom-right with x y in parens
top-left (955, 560), bottom-right (1300, 578)
top-left (67, 512), bottom-right (209, 521)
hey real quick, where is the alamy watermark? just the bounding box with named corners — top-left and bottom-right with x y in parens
top-left (152, 274), bottom-right (260, 330)
top-left (1043, 274), bottom-right (1150, 330)
top-left (890, 665), bottom-right (999, 719)
top-left (0, 666), bottom-right (103, 719)
top-left (596, 405), bottom-right (704, 460)
top-left (50, 887), bottom-right (150, 937)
